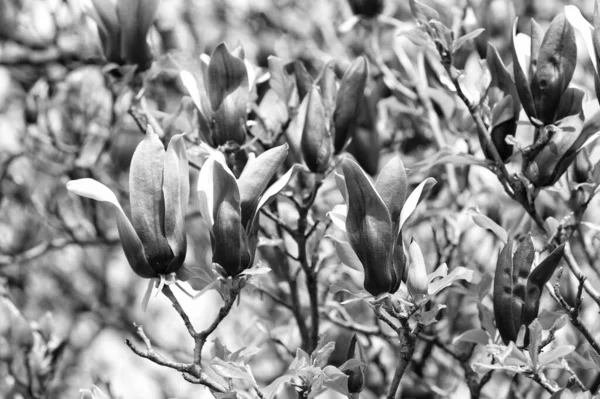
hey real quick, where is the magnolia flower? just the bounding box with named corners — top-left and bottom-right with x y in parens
top-left (198, 144), bottom-right (290, 276)
top-left (344, 334), bottom-right (367, 394)
top-left (181, 43), bottom-right (250, 147)
top-left (86, 0), bottom-right (159, 71)
top-left (524, 110), bottom-right (600, 187)
top-left (511, 14), bottom-right (581, 126)
top-left (294, 57), bottom-right (367, 173)
top-left (330, 156), bottom-right (436, 296)
top-left (493, 236), bottom-right (564, 344)
top-left (67, 127), bottom-right (189, 278)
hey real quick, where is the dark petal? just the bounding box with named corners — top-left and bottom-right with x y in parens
top-left (301, 86), bottom-right (332, 173)
top-left (162, 134), bottom-right (190, 274)
top-left (511, 19), bottom-right (538, 123)
top-left (493, 238), bottom-right (520, 344)
top-left (342, 158), bottom-right (394, 295)
top-left (116, 0), bottom-right (158, 69)
top-left (207, 43), bottom-right (248, 111)
top-left (334, 56), bottom-right (368, 154)
top-left (129, 126), bottom-right (173, 273)
top-left (213, 197), bottom-right (244, 276)
top-left (375, 155), bottom-right (408, 231)
top-left (237, 144), bottom-right (288, 228)
top-left (522, 245), bottom-right (564, 326)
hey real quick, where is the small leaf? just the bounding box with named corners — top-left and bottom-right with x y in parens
top-left (529, 319), bottom-right (543, 371)
top-left (452, 328), bottom-right (490, 346)
top-left (428, 266), bottom-right (473, 295)
top-left (210, 358), bottom-right (255, 381)
top-left (268, 56), bottom-right (294, 103)
top-left (322, 365), bottom-right (350, 397)
top-left (453, 28), bottom-right (485, 53)
top-left (408, 147), bottom-right (484, 172)
top-left (328, 236), bottom-right (363, 271)
top-left (469, 209), bottom-right (508, 243)
top-left (538, 345), bottom-right (575, 368)
top-left (312, 340), bottom-right (336, 368)
top-left (409, 0), bottom-right (440, 24)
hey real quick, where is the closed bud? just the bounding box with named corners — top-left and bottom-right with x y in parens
top-left (344, 334), bottom-right (367, 393)
top-left (348, 0), bottom-right (384, 17)
top-left (334, 56), bottom-right (369, 154)
top-left (407, 239), bottom-right (429, 298)
top-left (511, 14), bottom-right (578, 125)
top-left (341, 157), bottom-right (408, 296)
top-left (493, 235), bottom-right (563, 344)
top-left (198, 145), bottom-right (289, 276)
top-left (68, 127), bottom-right (190, 278)
top-left (302, 86), bottom-right (333, 173)
top-left (524, 112), bottom-right (598, 187)
top-left (180, 43), bottom-right (249, 147)
top-left (87, 0), bottom-right (159, 71)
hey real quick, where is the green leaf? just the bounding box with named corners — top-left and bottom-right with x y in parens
top-left (409, 0), bottom-right (440, 24)
top-left (322, 366), bottom-right (350, 397)
top-left (268, 56), bottom-right (294, 103)
top-left (565, 6), bottom-right (597, 73)
top-left (312, 340), bottom-right (336, 368)
top-left (522, 244), bottom-right (564, 326)
top-left (428, 266), bottom-right (473, 296)
top-left (210, 358), bottom-right (255, 381)
top-left (328, 236), bottom-right (363, 271)
top-left (452, 328), bottom-right (490, 346)
top-left (469, 209), bottom-right (508, 244)
top-left (453, 28), bottom-right (485, 53)
top-left (511, 19), bottom-right (538, 123)
top-left (408, 147), bottom-right (484, 172)
top-left (529, 319), bottom-right (543, 371)
top-left (538, 345), bottom-right (575, 368)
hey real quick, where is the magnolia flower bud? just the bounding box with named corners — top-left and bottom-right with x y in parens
top-left (407, 239), bottom-right (429, 298)
top-left (348, 0), bottom-right (384, 17)
top-left (302, 87), bottom-right (333, 173)
top-left (334, 56), bottom-right (369, 154)
top-left (345, 334), bottom-right (367, 393)
top-left (341, 157), bottom-right (408, 295)
top-left (493, 235), bottom-right (564, 344)
top-left (87, 0), bottom-right (159, 71)
top-left (67, 127), bottom-right (189, 278)
top-left (524, 112), bottom-right (599, 187)
top-left (511, 14), bottom-right (579, 126)
top-left (198, 145), bottom-right (290, 276)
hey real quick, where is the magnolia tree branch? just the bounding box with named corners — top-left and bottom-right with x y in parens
top-left (385, 316), bottom-right (422, 399)
top-left (126, 324), bottom-right (227, 392)
top-left (127, 282), bottom-right (240, 392)
top-left (552, 268), bottom-right (600, 356)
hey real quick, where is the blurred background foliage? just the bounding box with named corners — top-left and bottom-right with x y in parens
top-left (2, 0), bottom-right (600, 398)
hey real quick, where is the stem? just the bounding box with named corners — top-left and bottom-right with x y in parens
top-left (385, 319), bottom-right (421, 399)
top-left (193, 284), bottom-right (240, 364)
top-left (295, 178), bottom-right (323, 352)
